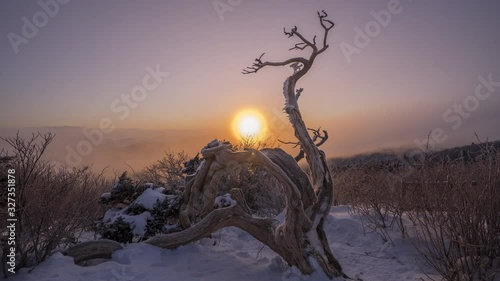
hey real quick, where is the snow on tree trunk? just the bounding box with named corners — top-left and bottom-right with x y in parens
top-left (65, 10), bottom-right (347, 279)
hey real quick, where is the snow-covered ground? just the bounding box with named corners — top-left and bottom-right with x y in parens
top-left (10, 206), bottom-right (440, 281)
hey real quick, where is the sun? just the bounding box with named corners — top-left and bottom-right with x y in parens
top-left (239, 115), bottom-right (260, 136)
top-left (232, 110), bottom-right (267, 139)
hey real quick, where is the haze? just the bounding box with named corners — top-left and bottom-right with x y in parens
top-left (1, 0), bottom-right (499, 172)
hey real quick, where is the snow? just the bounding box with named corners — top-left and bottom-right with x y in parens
top-left (101, 192), bottom-right (111, 199)
top-left (122, 212), bottom-right (151, 237)
top-left (214, 193), bottom-right (237, 209)
top-left (103, 207), bottom-right (120, 221)
top-left (134, 187), bottom-right (166, 210)
top-left (10, 206), bottom-right (440, 281)
top-left (101, 187), bottom-right (165, 237)
top-left (102, 208), bottom-right (152, 237)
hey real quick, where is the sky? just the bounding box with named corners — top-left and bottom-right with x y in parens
top-left (1, 0), bottom-right (500, 169)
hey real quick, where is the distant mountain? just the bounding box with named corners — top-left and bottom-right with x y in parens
top-left (437, 140), bottom-right (500, 161)
top-left (328, 140), bottom-right (500, 172)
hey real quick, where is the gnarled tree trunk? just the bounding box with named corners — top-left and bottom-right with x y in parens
top-left (65, 10), bottom-right (347, 279)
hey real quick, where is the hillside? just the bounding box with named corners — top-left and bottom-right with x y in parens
top-left (329, 140), bottom-right (500, 172)
top-left (9, 206), bottom-right (439, 281)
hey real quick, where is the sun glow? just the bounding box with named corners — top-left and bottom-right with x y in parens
top-left (232, 110), bottom-right (267, 139)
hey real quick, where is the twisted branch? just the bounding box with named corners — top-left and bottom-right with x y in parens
top-left (317, 10), bottom-right (335, 54)
top-left (280, 127), bottom-right (329, 162)
top-left (242, 10), bottom-right (334, 75)
top-left (242, 55), bottom-right (308, 74)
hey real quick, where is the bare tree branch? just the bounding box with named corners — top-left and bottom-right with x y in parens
top-left (242, 54), bottom-right (308, 74)
top-left (278, 128), bottom-right (329, 162)
top-left (295, 88), bottom-right (303, 100)
top-left (277, 140), bottom-right (300, 148)
top-left (284, 25), bottom-right (317, 52)
top-left (317, 10), bottom-right (335, 55)
top-left (243, 10), bottom-right (334, 80)
top-left (289, 42), bottom-right (308, 51)
top-left (309, 127), bottom-right (329, 147)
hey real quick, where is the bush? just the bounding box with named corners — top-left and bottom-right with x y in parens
top-left (136, 151), bottom-right (191, 187)
top-left (333, 142), bottom-right (500, 280)
top-left (407, 149), bottom-right (500, 280)
top-left (0, 133), bottom-right (109, 274)
top-left (100, 172), bottom-right (144, 206)
top-left (96, 217), bottom-right (133, 244)
top-left (96, 173), bottom-right (183, 243)
top-left (182, 153), bottom-right (202, 175)
top-left (145, 195), bottom-right (183, 237)
top-left (96, 151), bottom-right (204, 243)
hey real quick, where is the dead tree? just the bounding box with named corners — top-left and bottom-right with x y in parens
top-left (65, 11), bottom-right (347, 279)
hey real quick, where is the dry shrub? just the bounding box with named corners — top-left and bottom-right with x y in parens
top-left (136, 150), bottom-right (190, 188)
top-left (406, 148), bottom-right (500, 280)
top-left (334, 164), bottom-right (403, 243)
top-left (0, 133), bottom-right (110, 274)
top-left (18, 166), bottom-right (109, 265)
top-left (233, 135), bottom-right (280, 151)
top-left (333, 143), bottom-right (500, 280)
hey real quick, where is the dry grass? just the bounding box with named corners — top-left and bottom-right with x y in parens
top-left (233, 135), bottom-right (281, 151)
top-left (333, 144), bottom-right (500, 280)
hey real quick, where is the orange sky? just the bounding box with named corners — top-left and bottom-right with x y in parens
top-left (1, 1), bottom-right (500, 170)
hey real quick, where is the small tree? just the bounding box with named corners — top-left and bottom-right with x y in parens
top-left (66, 11), bottom-right (347, 279)
top-left (168, 10), bottom-right (343, 274)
